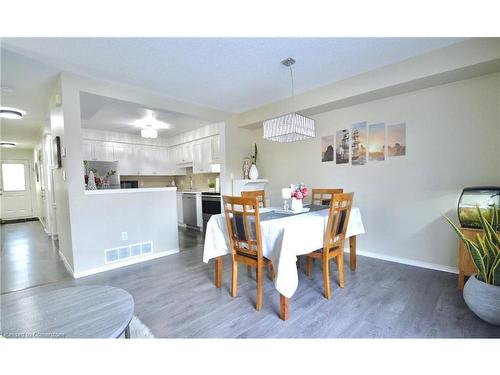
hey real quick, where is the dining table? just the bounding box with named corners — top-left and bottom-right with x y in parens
top-left (203, 204), bottom-right (365, 320)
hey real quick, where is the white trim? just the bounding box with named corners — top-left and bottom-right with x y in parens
top-left (73, 248), bottom-right (179, 278)
top-left (84, 187), bottom-right (177, 195)
top-left (58, 250), bottom-right (75, 276)
top-left (344, 247), bottom-right (458, 274)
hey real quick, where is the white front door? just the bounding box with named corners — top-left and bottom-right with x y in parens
top-left (0, 159), bottom-right (33, 220)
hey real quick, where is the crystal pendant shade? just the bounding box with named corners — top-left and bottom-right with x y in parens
top-left (263, 112), bottom-right (315, 142)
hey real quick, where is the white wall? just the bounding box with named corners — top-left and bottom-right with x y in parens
top-left (240, 73), bottom-right (500, 271)
top-left (49, 72), bottom-right (222, 275)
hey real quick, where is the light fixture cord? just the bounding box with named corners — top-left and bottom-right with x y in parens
top-left (289, 64), bottom-right (295, 114)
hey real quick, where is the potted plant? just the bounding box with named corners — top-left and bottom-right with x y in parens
top-left (208, 179), bottom-right (216, 192)
top-left (249, 143), bottom-right (259, 180)
top-left (446, 205), bottom-right (500, 325)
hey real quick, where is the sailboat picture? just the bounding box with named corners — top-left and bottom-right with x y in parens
top-left (351, 122), bottom-right (367, 165)
top-left (335, 129), bottom-right (349, 164)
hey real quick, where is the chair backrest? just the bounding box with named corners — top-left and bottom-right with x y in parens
top-left (241, 190), bottom-right (266, 208)
top-left (324, 193), bottom-right (354, 250)
top-left (311, 188), bottom-right (344, 206)
top-left (223, 195), bottom-right (263, 261)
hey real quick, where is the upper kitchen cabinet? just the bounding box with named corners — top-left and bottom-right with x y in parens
top-left (82, 140), bottom-right (115, 162)
top-left (139, 145), bottom-right (170, 175)
top-left (173, 142), bottom-right (194, 167)
top-left (192, 135), bottom-right (221, 174)
top-left (210, 135), bottom-right (220, 163)
top-left (193, 138), bottom-right (212, 174)
top-left (113, 143), bottom-right (140, 175)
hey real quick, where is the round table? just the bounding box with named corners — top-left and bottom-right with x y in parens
top-left (1, 285), bottom-right (134, 338)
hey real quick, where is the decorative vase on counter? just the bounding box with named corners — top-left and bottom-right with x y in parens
top-left (87, 171), bottom-right (97, 190)
top-left (249, 164), bottom-right (259, 180)
top-left (291, 197), bottom-right (303, 213)
top-left (243, 158), bottom-right (251, 179)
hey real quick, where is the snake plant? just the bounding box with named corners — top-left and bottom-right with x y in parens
top-left (446, 205), bottom-right (500, 286)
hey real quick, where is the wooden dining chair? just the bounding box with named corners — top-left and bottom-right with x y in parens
top-left (223, 195), bottom-right (274, 310)
top-left (311, 188), bottom-right (343, 206)
top-left (241, 190), bottom-right (266, 208)
top-left (305, 193), bottom-right (354, 299)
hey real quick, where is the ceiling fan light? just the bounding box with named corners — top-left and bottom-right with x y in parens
top-left (141, 128), bottom-right (158, 139)
top-left (0, 107), bottom-right (25, 120)
top-left (0, 142), bottom-right (17, 148)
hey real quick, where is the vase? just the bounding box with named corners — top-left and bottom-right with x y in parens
top-left (291, 197), bottom-right (303, 212)
top-left (463, 274), bottom-right (500, 326)
top-left (249, 164), bottom-right (259, 180)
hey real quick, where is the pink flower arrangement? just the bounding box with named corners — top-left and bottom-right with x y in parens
top-left (291, 183), bottom-right (308, 200)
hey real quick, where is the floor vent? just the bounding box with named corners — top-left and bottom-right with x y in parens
top-left (105, 241), bottom-right (154, 264)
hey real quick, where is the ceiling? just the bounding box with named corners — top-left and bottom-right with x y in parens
top-left (2, 37), bottom-right (465, 115)
top-left (1, 48), bottom-right (60, 148)
top-left (80, 92), bottom-right (210, 137)
top-left (1, 37), bottom-right (466, 148)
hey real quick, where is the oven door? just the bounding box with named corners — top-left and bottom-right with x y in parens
top-left (202, 195), bottom-right (221, 233)
top-left (202, 195), bottom-right (221, 215)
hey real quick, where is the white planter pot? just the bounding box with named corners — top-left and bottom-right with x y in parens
top-left (291, 198), bottom-right (303, 212)
top-left (249, 164), bottom-right (259, 180)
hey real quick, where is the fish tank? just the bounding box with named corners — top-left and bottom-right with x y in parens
top-left (458, 187), bottom-right (500, 229)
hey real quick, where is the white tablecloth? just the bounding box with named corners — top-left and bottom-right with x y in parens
top-left (203, 207), bottom-right (365, 298)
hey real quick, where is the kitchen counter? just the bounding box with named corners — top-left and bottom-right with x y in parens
top-left (85, 187), bottom-right (177, 195)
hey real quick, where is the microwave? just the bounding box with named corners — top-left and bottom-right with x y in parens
top-left (120, 180), bottom-right (138, 189)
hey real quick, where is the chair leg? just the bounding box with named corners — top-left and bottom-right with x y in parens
top-left (256, 264), bottom-right (263, 310)
top-left (268, 263), bottom-right (276, 281)
top-left (323, 256), bottom-right (331, 299)
top-left (306, 256), bottom-right (312, 276)
top-left (231, 260), bottom-right (238, 297)
top-left (338, 252), bottom-right (345, 289)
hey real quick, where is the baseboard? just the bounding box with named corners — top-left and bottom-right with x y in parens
top-left (0, 217), bottom-right (39, 225)
top-left (58, 250), bottom-right (75, 276)
top-left (73, 248), bottom-right (179, 279)
top-left (344, 247), bottom-right (458, 274)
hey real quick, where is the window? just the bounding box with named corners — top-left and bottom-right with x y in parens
top-left (2, 163), bottom-right (26, 191)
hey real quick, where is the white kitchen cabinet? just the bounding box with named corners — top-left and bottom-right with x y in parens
top-left (139, 146), bottom-right (170, 175)
top-left (196, 193), bottom-right (203, 229)
top-left (82, 140), bottom-right (93, 160)
top-left (82, 140), bottom-right (114, 162)
top-left (93, 142), bottom-right (115, 162)
top-left (113, 144), bottom-right (140, 175)
top-left (193, 139), bottom-right (212, 174)
top-left (176, 192), bottom-right (184, 224)
top-left (174, 142), bottom-right (193, 165)
top-left (167, 148), bottom-right (186, 176)
top-left (211, 135), bottom-right (220, 163)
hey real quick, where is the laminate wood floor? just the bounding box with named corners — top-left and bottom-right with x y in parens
top-left (2, 223), bottom-right (499, 338)
top-left (1, 221), bottom-right (70, 293)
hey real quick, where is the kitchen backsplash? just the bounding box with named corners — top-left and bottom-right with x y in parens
top-left (121, 168), bottom-right (219, 191)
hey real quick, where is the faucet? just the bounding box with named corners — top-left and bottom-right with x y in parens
top-left (189, 175), bottom-right (193, 191)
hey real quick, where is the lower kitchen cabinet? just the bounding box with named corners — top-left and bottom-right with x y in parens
top-left (176, 192), bottom-right (184, 224)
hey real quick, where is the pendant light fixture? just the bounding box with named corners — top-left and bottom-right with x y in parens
top-left (263, 58), bottom-right (315, 142)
